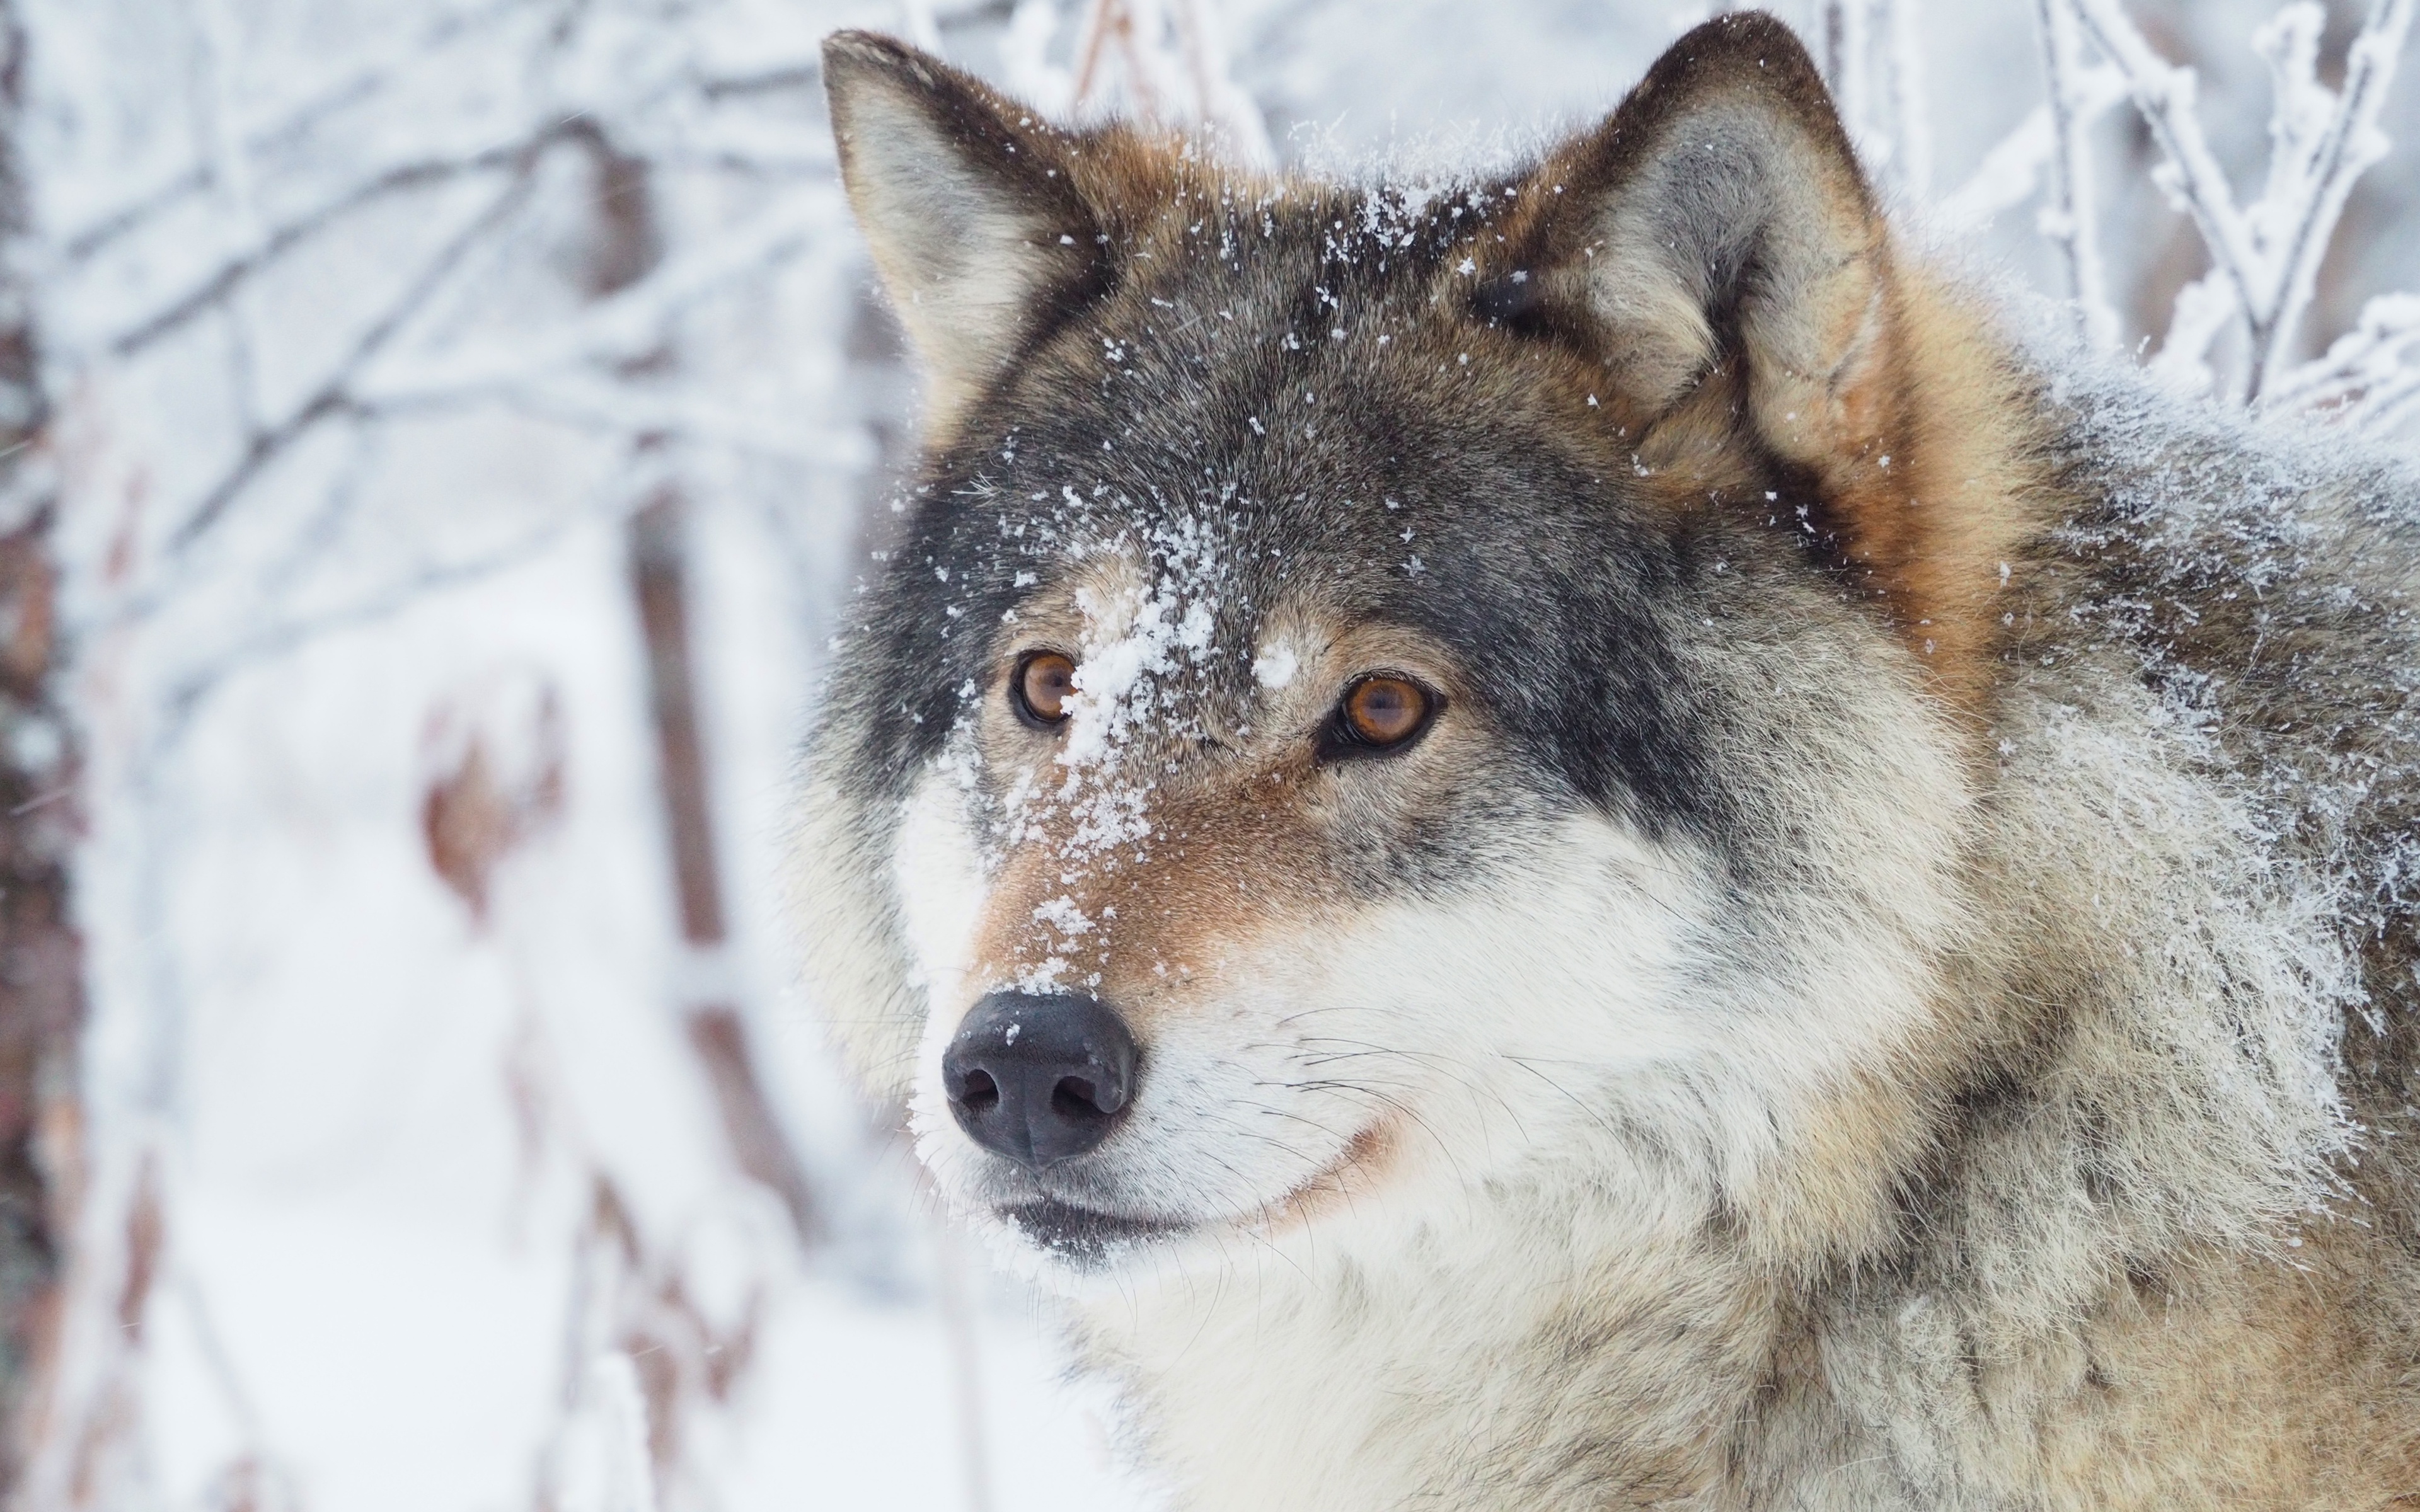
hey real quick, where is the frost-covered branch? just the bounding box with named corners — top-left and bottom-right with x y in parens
top-left (1819, 0), bottom-right (1873, 150)
top-left (1937, 107), bottom-right (2053, 229)
top-left (164, 168), bottom-right (533, 553)
top-left (103, 132), bottom-right (567, 358)
top-left (146, 479), bottom-right (640, 758)
top-left (188, 0), bottom-right (268, 435)
top-left (60, 0), bottom-right (572, 266)
top-left (1819, 0), bottom-right (1930, 201)
top-left (1935, 62), bottom-right (2127, 229)
top-left (2034, 0), bottom-right (2121, 349)
top-left (2250, 0), bottom-right (2417, 398)
top-left (2066, 0), bottom-right (2417, 403)
top-left (1883, 0), bottom-right (1933, 198)
top-left (2266, 291), bottom-right (2420, 426)
top-left (22, 1), bottom-right (868, 1484)
top-left (364, 199), bottom-right (831, 397)
top-left (2067, 0), bottom-right (2263, 326)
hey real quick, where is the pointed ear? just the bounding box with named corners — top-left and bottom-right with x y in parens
top-left (822, 32), bottom-right (1109, 436)
top-left (1484, 13), bottom-right (1889, 479)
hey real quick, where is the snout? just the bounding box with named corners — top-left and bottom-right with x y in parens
top-left (942, 991), bottom-right (1139, 1169)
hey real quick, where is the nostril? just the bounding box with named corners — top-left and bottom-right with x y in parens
top-left (1052, 1075), bottom-right (1106, 1120)
top-left (960, 1068), bottom-right (1000, 1113)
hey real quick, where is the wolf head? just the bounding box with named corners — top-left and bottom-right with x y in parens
top-left (798, 14), bottom-right (2031, 1283)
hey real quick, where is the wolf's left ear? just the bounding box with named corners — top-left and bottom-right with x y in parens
top-left (1485, 13), bottom-right (1889, 478)
top-left (824, 33), bottom-right (1108, 437)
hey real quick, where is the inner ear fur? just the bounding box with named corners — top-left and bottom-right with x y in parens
top-left (1492, 12), bottom-right (1886, 478)
top-left (823, 32), bottom-right (1111, 437)
top-left (1484, 11), bottom-right (2032, 713)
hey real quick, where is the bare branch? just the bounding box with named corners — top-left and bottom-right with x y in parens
top-left (166, 168), bottom-right (532, 554)
top-left (1883, 0), bottom-right (1933, 198)
top-left (1071, 0), bottom-right (1127, 114)
top-left (2266, 290), bottom-right (2420, 411)
top-left (696, 62), bottom-right (822, 100)
top-left (355, 196), bottom-right (835, 407)
top-left (2068, 0), bottom-right (2264, 321)
top-left (105, 136), bottom-right (553, 358)
top-left (1168, 0), bottom-right (1274, 166)
top-left (1068, 0), bottom-right (1271, 165)
top-left (2034, 0), bottom-right (2122, 348)
top-left (2252, 0), bottom-right (2417, 399)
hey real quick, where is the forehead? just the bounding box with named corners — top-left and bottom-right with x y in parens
top-left (891, 184), bottom-right (1670, 668)
top-left (925, 190), bottom-right (1611, 581)
top-left (852, 175), bottom-right (1727, 840)
top-left (1103, 172), bottom-right (1502, 297)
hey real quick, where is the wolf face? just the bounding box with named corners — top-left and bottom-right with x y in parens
top-left (798, 14), bottom-right (2010, 1286)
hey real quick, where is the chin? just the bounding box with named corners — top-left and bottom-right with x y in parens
top-left (952, 1194), bottom-right (1213, 1292)
top-left (959, 1154), bottom-right (1394, 1292)
top-left (989, 1198), bottom-right (1194, 1271)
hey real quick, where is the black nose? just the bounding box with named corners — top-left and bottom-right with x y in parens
top-left (942, 992), bottom-right (1139, 1169)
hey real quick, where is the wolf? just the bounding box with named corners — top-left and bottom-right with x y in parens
top-left (792, 11), bottom-right (2420, 1507)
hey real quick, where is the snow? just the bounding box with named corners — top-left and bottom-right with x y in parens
top-left (1250, 641), bottom-right (1298, 690)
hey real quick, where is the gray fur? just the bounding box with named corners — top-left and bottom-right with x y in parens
top-left (795, 14), bottom-right (2420, 1507)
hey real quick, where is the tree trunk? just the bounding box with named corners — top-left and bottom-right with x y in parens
top-left (0, 0), bottom-right (86, 1492)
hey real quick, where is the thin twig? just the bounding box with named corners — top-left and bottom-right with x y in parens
top-left (2268, 290), bottom-right (2420, 410)
top-left (2035, 0), bottom-right (2121, 348)
top-left (1884, 0), bottom-right (1933, 197)
top-left (2253, 0), bottom-right (2417, 399)
top-left (2068, 0), bottom-right (2263, 320)
top-left (165, 166), bottom-right (534, 554)
top-left (108, 134), bottom-right (564, 360)
top-left (60, 0), bottom-right (543, 264)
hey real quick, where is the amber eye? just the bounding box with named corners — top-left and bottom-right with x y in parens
top-left (1334, 675), bottom-right (1434, 752)
top-left (1013, 651), bottom-right (1076, 727)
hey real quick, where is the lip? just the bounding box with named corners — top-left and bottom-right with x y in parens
top-left (995, 1197), bottom-right (1191, 1264)
top-left (990, 1120), bottom-right (1395, 1266)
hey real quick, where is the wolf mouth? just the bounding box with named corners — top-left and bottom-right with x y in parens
top-left (996, 1198), bottom-right (1190, 1263)
top-left (994, 1120), bottom-right (1392, 1266)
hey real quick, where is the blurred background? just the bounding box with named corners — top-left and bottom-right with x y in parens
top-left (0, 0), bottom-right (2411, 1506)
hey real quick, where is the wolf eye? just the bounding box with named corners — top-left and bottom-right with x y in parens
top-left (1013, 651), bottom-right (1076, 727)
top-left (1327, 675), bottom-right (1436, 755)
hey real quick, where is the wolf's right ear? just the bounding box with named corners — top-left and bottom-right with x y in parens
top-left (1482, 13), bottom-right (1890, 485)
top-left (823, 33), bottom-right (1108, 437)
